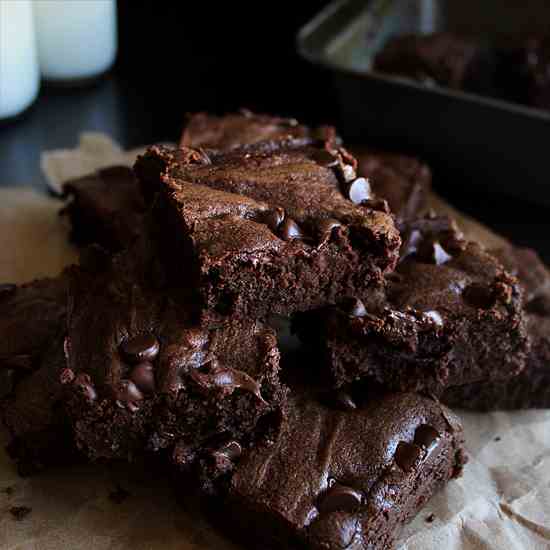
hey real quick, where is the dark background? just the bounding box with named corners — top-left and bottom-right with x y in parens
top-left (0, 1), bottom-right (548, 261)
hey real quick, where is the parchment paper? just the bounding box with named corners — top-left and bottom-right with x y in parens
top-left (0, 135), bottom-right (548, 549)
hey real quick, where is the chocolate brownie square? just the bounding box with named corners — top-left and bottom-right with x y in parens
top-left (134, 139), bottom-right (401, 320)
top-left (351, 147), bottom-right (431, 223)
top-left (444, 245), bottom-right (550, 410)
top-left (180, 109), bottom-right (338, 151)
top-left (0, 275), bottom-right (74, 474)
top-left (61, 166), bottom-right (145, 252)
top-left (194, 384), bottom-right (466, 549)
top-left (62, 240), bottom-right (286, 463)
top-left (293, 214), bottom-right (528, 394)
top-left (374, 32), bottom-right (478, 88)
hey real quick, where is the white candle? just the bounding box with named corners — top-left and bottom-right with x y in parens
top-left (33, 0), bottom-right (117, 83)
top-left (0, 0), bottom-right (40, 120)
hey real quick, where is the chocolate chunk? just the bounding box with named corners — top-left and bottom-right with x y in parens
top-left (9, 506), bottom-right (31, 521)
top-left (423, 310), bottom-right (444, 327)
top-left (74, 373), bottom-right (97, 402)
top-left (311, 148), bottom-right (339, 168)
top-left (115, 380), bottom-right (144, 411)
top-left (462, 283), bottom-right (496, 309)
top-left (120, 333), bottom-right (159, 363)
top-left (340, 297), bottom-right (367, 318)
top-left (317, 482), bottom-right (362, 514)
top-left (362, 197), bottom-right (391, 213)
top-left (333, 389), bottom-right (357, 411)
top-left (129, 362), bottom-right (156, 393)
top-left (190, 363), bottom-right (265, 402)
top-left (264, 207), bottom-right (285, 231)
top-left (414, 425), bottom-right (440, 450)
top-left (394, 441), bottom-right (422, 471)
top-left (417, 240), bottom-right (453, 265)
top-left (317, 218), bottom-right (343, 242)
top-left (345, 177), bottom-right (372, 205)
top-left (0, 283), bottom-right (16, 296)
top-left (278, 218), bottom-right (304, 241)
top-left (211, 440), bottom-right (242, 462)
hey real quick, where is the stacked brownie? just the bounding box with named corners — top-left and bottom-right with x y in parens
top-left (374, 32), bottom-right (550, 110)
top-left (13, 111), bottom-right (545, 548)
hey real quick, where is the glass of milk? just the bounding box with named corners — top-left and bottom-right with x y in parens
top-left (0, 0), bottom-right (40, 121)
top-left (33, 0), bottom-right (117, 85)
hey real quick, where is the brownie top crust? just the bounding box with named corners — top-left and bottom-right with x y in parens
top-left (180, 109), bottom-right (337, 151)
top-left (136, 139), bottom-right (401, 267)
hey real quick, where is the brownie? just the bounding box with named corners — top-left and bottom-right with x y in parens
top-left (293, 214), bottom-right (529, 395)
top-left (134, 139), bottom-right (401, 320)
top-left (180, 109), bottom-right (338, 151)
top-left (196, 384), bottom-right (466, 549)
top-left (374, 32), bottom-right (478, 89)
top-left (0, 275), bottom-right (74, 474)
top-left (62, 240), bottom-right (286, 463)
top-left (443, 245), bottom-right (550, 410)
top-left (61, 166), bottom-right (146, 252)
top-left (350, 147), bottom-right (431, 223)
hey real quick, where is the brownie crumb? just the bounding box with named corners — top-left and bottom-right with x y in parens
top-left (9, 506), bottom-right (31, 520)
top-left (425, 513), bottom-right (436, 523)
top-left (109, 484), bottom-right (130, 504)
top-left (494, 436), bottom-right (501, 442)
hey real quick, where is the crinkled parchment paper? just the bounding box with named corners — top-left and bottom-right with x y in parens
top-left (0, 134), bottom-right (548, 549)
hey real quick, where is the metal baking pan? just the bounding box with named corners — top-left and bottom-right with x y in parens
top-left (297, 0), bottom-right (550, 204)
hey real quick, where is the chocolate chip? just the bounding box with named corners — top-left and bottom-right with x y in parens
top-left (120, 333), bottom-right (159, 363)
top-left (462, 284), bottom-right (496, 310)
top-left (210, 440), bottom-right (242, 462)
top-left (9, 506), bottom-right (31, 521)
top-left (340, 297), bottom-right (367, 318)
top-left (345, 177), bottom-right (371, 205)
top-left (394, 441), bottom-right (422, 472)
top-left (414, 425), bottom-right (440, 450)
top-left (278, 218), bottom-right (304, 241)
top-left (115, 380), bottom-right (144, 412)
top-left (74, 373), bottom-right (97, 402)
top-left (333, 389), bottom-right (357, 411)
top-left (130, 362), bottom-right (156, 393)
top-left (311, 148), bottom-right (339, 168)
top-left (190, 363), bottom-right (265, 403)
top-left (0, 283), bottom-right (16, 296)
top-left (423, 310), bottom-right (444, 327)
top-left (417, 240), bottom-right (453, 265)
top-left (317, 483), bottom-right (362, 514)
top-left (264, 207), bottom-right (285, 231)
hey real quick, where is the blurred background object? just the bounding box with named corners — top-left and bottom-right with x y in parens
top-left (34, 0), bottom-right (117, 86)
top-left (0, 0), bottom-right (39, 121)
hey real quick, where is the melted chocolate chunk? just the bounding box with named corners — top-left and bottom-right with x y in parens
top-left (394, 441), bottom-right (422, 472)
top-left (190, 363), bottom-right (265, 402)
top-left (74, 373), bottom-right (97, 403)
top-left (129, 362), bottom-right (156, 393)
top-left (311, 148), bottom-right (339, 168)
top-left (333, 389), bottom-right (357, 411)
top-left (278, 218), bottom-right (304, 241)
top-left (340, 297), bottom-right (367, 318)
top-left (414, 425), bottom-right (440, 450)
top-left (318, 482), bottom-right (363, 514)
top-left (120, 333), bottom-right (160, 363)
top-left (115, 379), bottom-right (144, 412)
top-left (264, 207), bottom-right (285, 232)
top-left (346, 177), bottom-right (372, 205)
